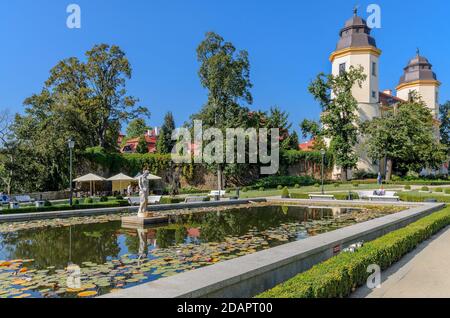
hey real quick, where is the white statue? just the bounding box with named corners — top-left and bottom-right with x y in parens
top-left (137, 170), bottom-right (150, 218)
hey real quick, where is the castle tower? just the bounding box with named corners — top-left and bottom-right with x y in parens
top-left (330, 9), bottom-right (382, 122)
top-left (328, 9), bottom-right (382, 178)
top-left (396, 50), bottom-right (440, 119)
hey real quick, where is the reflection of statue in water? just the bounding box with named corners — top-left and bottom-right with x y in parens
top-left (137, 229), bottom-right (148, 262)
top-left (138, 170), bottom-right (150, 218)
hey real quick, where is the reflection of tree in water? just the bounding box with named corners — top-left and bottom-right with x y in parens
top-left (0, 222), bottom-right (122, 269)
top-left (124, 232), bottom-right (140, 255)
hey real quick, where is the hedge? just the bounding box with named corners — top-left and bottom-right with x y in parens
top-left (253, 176), bottom-right (318, 189)
top-left (398, 192), bottom-right (450, 203)
top-left (0, 200), bottom-right (130, 215)
top-left (257, 207), bottom-right (450, 298)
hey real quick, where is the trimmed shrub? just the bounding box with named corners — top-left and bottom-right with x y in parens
top-left (352, 182), bottom-right (359, 187)
top-left (160, 197), bottom-right (185, 205)
top-left (257, 207), bottom-right (450, 298)
top-left (115, 195), bottom-right (124, 200)
top-left (242, 187), bottom-right (248, 193)
top-left (445, 188), bottom-right (450, 195)
top-left (277, 185), bottom-right (284, 190)
top-left (404, 185), bottom-right (411, 190)
top-left (314, 183), bottom-right (320, 188)
top-left (44, 200), bottom-right (52, 207)
top-left (73, 199), bottom-right (80, 206)
top-left (290, 193), bottom-right (310, 199)
top-left (84, 197), bottom-right (94, 204)
top-left (434, 188), bottom-right (443, 193)
top-left (259, 187), bottom-right (265, 192)
top-left (281, 187), bottom-right (290, 199)
top-left (99, 196), bottom-right (108, 202)
top-left (294, 184), bottom-right (301, 189)
top-left (334, 192), bottom-right (360, 200)
top-left (398, 192), bottom-right (450, 203)
top-left (333, 183), bottom-right (340, 188)
top-left (253, 176), bottom-right (318, 189)
top-left (421, 186), bottom-right (430, 192)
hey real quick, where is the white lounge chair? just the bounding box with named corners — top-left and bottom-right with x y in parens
top-left (148, 196), bottom-right (162, 204)
top-left (209, 190), bottom-right (227, 197)
top-left (14, 195), bottom-right (35, 203)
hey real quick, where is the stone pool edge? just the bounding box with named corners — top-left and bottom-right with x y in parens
top-left (100, 201), bottom-right (445, 298)
top-left (0, 198), bottom-right (268, 223)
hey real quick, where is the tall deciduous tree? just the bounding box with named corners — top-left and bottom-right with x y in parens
top-left (439, 101), bottom-right (450, 149)
top-left (195, 32), bottom-right (253, 189)
top-left (308, 66), bottom-right (366, 181)
top-left (364, 95), bottom-right (447, 181)
top-left (126, 118), bottom-right (150, 139)
top-left (156, 112), bottom-right (176, 154)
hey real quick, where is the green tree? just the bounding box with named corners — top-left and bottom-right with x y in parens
top-left (126, 118), bottom-right (150, 138)
top-left (439, 101), bottom-right (450, 149)
top-left (136, 136), bottom-right (148, 154)
top-left (156, 112), bottom-right (176, 154)
top-left (194, 32), bottom-right (253, 189)
top-left (364, 95), bottom-right (447, 180)
top-left (308, 66), bottom-right (366, 181)
top-left (10, 44), bottom-right (148, 191)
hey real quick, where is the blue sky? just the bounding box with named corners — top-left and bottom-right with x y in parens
top-left (1, 0), bottom-right (449, 138)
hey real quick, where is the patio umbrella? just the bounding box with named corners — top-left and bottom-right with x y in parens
top-left (134, 173), bottom-right (162, 180)
top-left (73, 173), bottom-right (106, 196)
top-left (107, 173), bottom-right (135, 194)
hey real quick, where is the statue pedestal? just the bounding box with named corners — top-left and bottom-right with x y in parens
top-left (121, 215), bottom-right (169, 228)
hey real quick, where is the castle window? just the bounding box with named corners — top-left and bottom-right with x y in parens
top-left (372, 62), bottom-right (377, 76)
top-left (372, 91), bottom-right (377, 99)
top-left (339, 63), bottom-right (346, 75)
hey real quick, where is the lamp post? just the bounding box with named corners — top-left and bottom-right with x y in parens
top-left (321, 149), bottom-right (326, 195)
top-left (68, 139), bottom-right (75, 206)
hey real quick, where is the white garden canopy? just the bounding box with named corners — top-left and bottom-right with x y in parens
top-left (107, 173), bottom-right (135, 194)
top-left (73, 173), bottom-right (106, 196)
top-left (134, 173), bottom-right (162, 180)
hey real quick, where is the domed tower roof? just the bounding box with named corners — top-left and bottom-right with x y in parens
top-left (336, 8), bottom-right (377, 51)
top-left (398, 49), bottom-right (437, 86)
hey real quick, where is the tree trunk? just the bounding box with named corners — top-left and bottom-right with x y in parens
top-left (217, 165), bottom-right (224, 190)
top-left (386, 159), bottom-right (393, 182)
top-left (340, 168), bottom-right (348, 182)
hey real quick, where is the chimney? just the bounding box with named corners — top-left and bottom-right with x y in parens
top-left (383, 89), bottom-right (393, 96)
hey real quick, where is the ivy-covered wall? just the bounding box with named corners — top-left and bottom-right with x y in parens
top-left (80, 147), bottom-right (334, 189)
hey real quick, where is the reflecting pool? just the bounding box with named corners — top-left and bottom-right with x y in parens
top-left (0, 204), bottom-right (399, 298)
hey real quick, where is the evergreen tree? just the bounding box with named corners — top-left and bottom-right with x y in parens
top-left (136, 136), bottom-right (148, 154)
top-left (156, 112), bottom-right (176, 154)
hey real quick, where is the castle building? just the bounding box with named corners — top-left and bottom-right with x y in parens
top-left (327, 9), bottom-right (440, 179)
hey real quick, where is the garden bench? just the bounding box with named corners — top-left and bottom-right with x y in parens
top-left (184, 196), bottom-right (208, 203)
top-left (367, 195), bottom-right (400, 202)
top-left (209, 190), bottom-right (227, 197)
top-left (148, 196), bottom-right (162, 204)
top-left (127, 197), bottom-right (141, 206)
top-left (309, 194), bottom-right (336, 201)
top-left (14, 195), bottom-right (35, 203)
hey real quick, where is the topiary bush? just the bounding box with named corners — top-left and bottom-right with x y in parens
top-left (84, 197), bottom-right (94, 204)
top-left (434, 188), bottom-right (443, 193)
top-left (314, 183), bottom-right (320, 188)
top-left (445, 188), bottom-right (450, 195)
top-left (99, 196), bottom-right (108, 202)
top-left (404, 185), bottom-right (411, 190)
top-left (294, 184), bottom-right (300, 189)
top-left (253, 175), bottom-right (318, 189)
top-left (290, 193), bottom-right (310, 199)
top-left (334, 192), bottom-right (360, 200)
top-left (352, 182), bottom-right (359, 187)
top-left (73, 199), bottom-right (80, 205)
top-left (333, 183), bottom-right (340, 188)
top-left (421, 186), bottom-right (430, 192)
top-left (281, 187), bottom-right (290, 199)
top-left (257, 207), bottom-right (450, 298)
top-left (44, 200), bottom-right (52, 207)
top-left (259, 187), bottom-right (265, 192)
top-left (242, 187), bottom-right (248, 193)
top-left (277, 185), bottom-right (283, 190)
